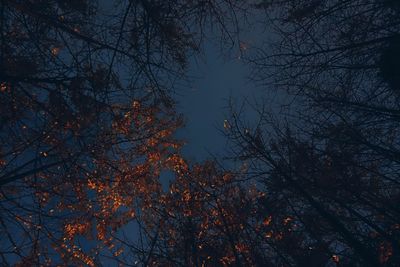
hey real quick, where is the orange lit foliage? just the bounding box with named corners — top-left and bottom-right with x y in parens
top-left (1, 98), bottom-right (183, 266)
top-left (51, 101), bottom-right (182, 265)
top-left (141, 156), bottom-right (369, 266)
top-left (142, 161), bottom-right (275, 266)
top-left (0, 0), bottom-right (251, 265)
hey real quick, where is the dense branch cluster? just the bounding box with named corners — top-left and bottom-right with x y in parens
top-left (1, 0), bottom-right (399, 266)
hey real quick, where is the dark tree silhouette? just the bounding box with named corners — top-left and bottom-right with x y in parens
top-left (0, 0), bottom-right (249, 265)
top-left (2, 0), bottom-right (399, 266)
top-left (220, 0), bottom-right (400, 266)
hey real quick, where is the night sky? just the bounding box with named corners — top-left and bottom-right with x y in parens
top-left (176, 23), bottom-right (276, 161)
top-left (2, 1), bottom-right (400, 266)
top-left (178, 42), bottom-right (252, 160)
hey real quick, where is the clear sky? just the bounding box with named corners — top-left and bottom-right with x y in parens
top-left (176, 42), bottom-right (256, 161)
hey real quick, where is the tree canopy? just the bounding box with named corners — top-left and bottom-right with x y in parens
top-left (1, 0), bottom-right (399, 266)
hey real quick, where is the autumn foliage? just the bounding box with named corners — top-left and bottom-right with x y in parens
top-left (1, 0), bottom-right (400, 266)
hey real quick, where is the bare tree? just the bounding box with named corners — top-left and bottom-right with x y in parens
top-left (218, 1), bottom-right (400, 265)
top-left (0, 0), bottom-right (250, 265)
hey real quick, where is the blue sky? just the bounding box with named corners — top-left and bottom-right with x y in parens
top-left (176, 42), bottom-right (255, 161)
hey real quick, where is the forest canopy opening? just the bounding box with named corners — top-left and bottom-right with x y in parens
top-left (1, 0), bottom-right (399, 266)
